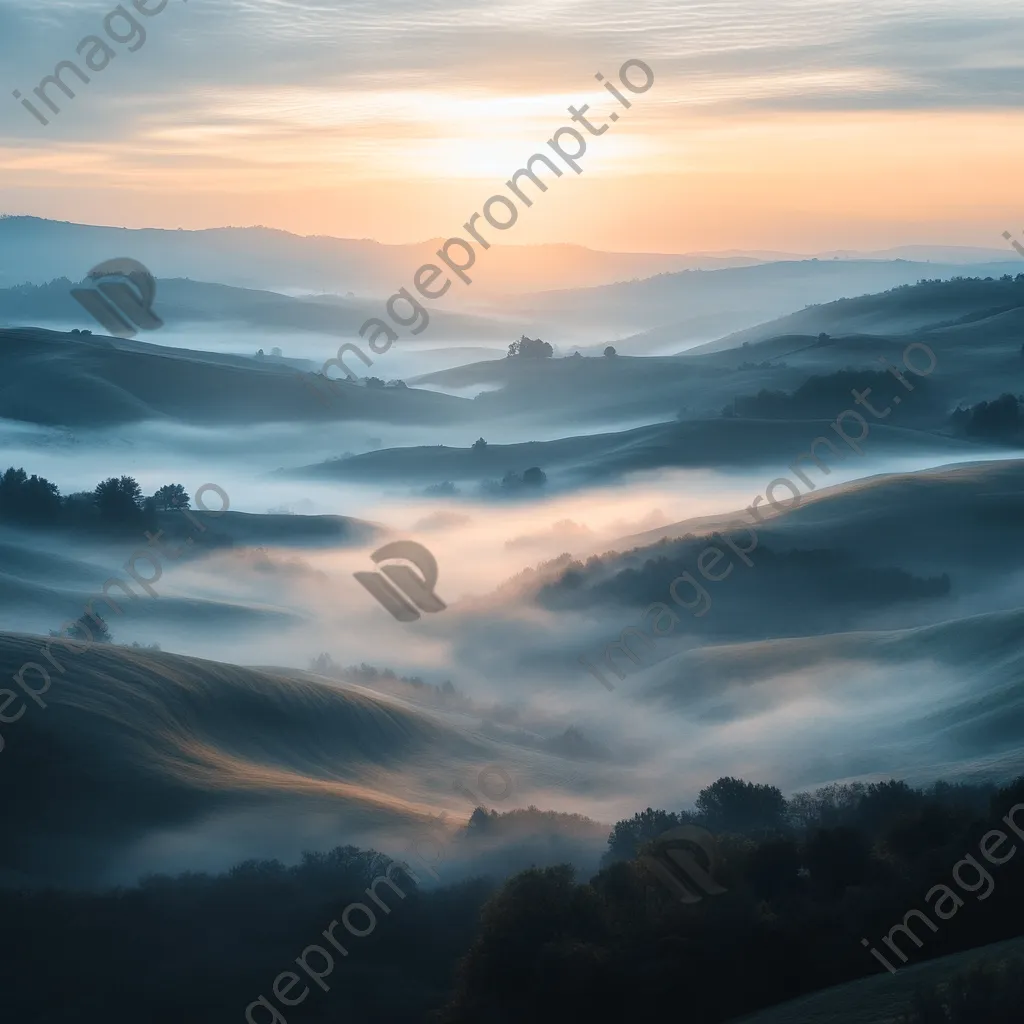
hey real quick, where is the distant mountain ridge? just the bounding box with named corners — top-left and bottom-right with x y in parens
top-left (0, 276), bottom-right (513, 340)
top-left (0, 216), bottom-right (1016, 300)
top-left (0, 216), bottom-right (723, 296)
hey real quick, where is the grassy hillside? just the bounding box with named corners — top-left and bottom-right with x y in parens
top-left (695, 275), bottom-right (1024, 354)
top-left (0, 275), bottom-right (512, 340)
top-left (732, 936), bottom-right (1024, 1024)
top-left (0, 327), bottom-right (472, 426)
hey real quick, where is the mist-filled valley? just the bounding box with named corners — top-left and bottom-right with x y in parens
top-left (5, 229), bottom-right (1024, 1016)
top-left (7, 224), bottom-right (1024, 1023)
top-left (6, 3), bottom-right (1024, 1016)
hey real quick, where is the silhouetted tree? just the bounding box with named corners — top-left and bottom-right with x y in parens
top-left (424, 481), bottom-right (459, 496)
top-left (522, 467), bottom-right (547, 487)
top-left (93, 476), bottom-right (144, 524)
top-left (695, 776), bottom-right (788, 835)
top-left (604, 807), bottom-right (682, 863)
top-left (604, 346), bottom-right (617, 357)
top-left (466, 807), bottom-right (496, 832)
top-left (507, 335), bottom-right (553, 358)
top-left (0, 467), bottom-right (61, 524)
top-left (57, 611), bottom-right (113, 644)
top-left (856, 778), bottom-right (923, 833)
top-left (152, 484), bottom-right (190, 511)
top-left (472, 438), bottom-right (488, 450)
top-left (950, 393), bottom-right (1024, 440)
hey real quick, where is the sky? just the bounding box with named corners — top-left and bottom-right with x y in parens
top-left (1, 0), bottom-right (1024, 252)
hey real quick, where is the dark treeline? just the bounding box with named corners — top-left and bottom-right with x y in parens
top-left (0, 466), bottom-right (189, 532)
top-left (802, 272), bottom-right (1024, 319)
top-left (5, 774), bottom-right (1024, 1022)
top-left (951, 393), bottom-right (1024, 442)
top-left (308, 654), bottom-right (467, 709)
top-left (439, 775), bottom-right (1024, 1022)
top-left (723, 369), bottom-right (935, 420)
top-left (536, 539), bottom-right (951, 636)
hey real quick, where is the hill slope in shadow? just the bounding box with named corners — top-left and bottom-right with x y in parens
top-left (0, 634), bottom-right (606, 887)
top-left (0, 327), bottom-right (472, 426)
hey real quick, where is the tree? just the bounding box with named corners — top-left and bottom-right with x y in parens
top-left (440, 865), bottom-right (606, 1023)
top-left (603, 346), bottom-right (617, 357)
top-left (472, 438), bottom-right (488, 450)
top-left (0, 467), bottom-right (28, 512)
top-left (522, 467), bottom-right (547, 488)
top-left (508, 335), bottom-right (553, 359)
top-left (695, 776), bottom-right (788, 835)
top-left (604, 807), bottom-right (682, 863)
top-left (23, 474), bottom-right (61, 520)
top-left (466, 807), bottom-right (496, 832)
top-left (57, 611), bottom-right (113, 644)
top-left (152, 484), bottom-right (190, 511)
top-left (856, 778), bottom-right (923, 833)
top-left (0, 467), bottom-right (61, 523)
top-left (94, 476), bottom-right (144, 524)
top-left (364, 377), bottom-right (386, 389)
top-left (424, 481), bottom-right (459, 496)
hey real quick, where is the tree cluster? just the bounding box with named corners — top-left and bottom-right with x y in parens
top-left (507, 335), bottom-right (553, 358)
top-left (480, 466), bottom-right (547, 496)
top-left (2, 773), bottom-right (1023, 1023)
top-left (0, 467), bottom-right (191, 532)
top-left (723, 369), bottom-right (931, 419)
top-left (950, 393), bottom-right (1024, 441)
top-left (439, 775), bottom-right (1024, 1023)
